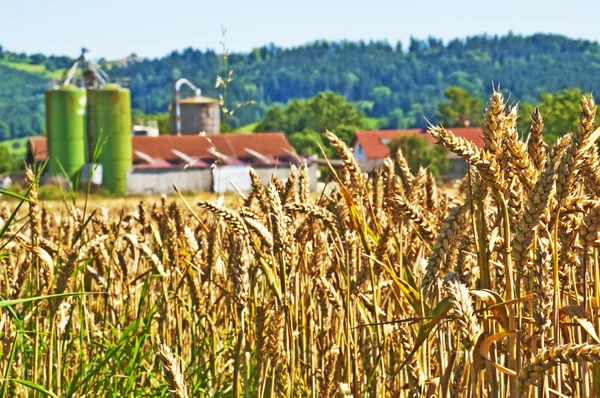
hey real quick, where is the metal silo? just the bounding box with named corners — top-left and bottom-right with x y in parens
top-left (85, 88), bottom-right (98, 161)
top-left (91, 84), bottom-right (132, 195)
top-left (177, 96), bottom-right (221, 134)
top-left (170, 79), bottom-right (221, 135)
top-left (45, 84), bottom-right (87, 181)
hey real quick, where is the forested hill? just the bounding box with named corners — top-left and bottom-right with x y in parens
top-left (0, 64), bottom-right (47, 140)
top-left (3, 33), bottom-right (600, 138)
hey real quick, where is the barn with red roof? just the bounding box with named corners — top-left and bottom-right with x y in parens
top-left (352, 127), bottom-right (484, 179)
top-left (27, 132), bottom-right (316, 194)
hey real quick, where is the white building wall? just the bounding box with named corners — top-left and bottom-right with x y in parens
top-left (212, 166), bottom-right (253, 193)
top-left (353, 143), bottom-right (367, 161)
top-left (127, 163), bottom-right (319, 195)
top-left (307, 163), bottom-right (318, 192)
top-left (213, 165), bottom-right (294, 193)
top-left (127, 168), bottom-right (212, 195)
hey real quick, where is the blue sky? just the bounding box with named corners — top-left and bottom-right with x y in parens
top-left (2, 0), bottom-right (599, 60)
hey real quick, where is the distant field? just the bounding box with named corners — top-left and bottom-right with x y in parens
top-left (234, 122), bottom-right (258, 133)
top-left (1, 137), bottom-right (28, 163)
top-left (0, 60), bottom-right (67, 80)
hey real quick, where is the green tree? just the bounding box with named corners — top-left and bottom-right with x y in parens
top-left (518, 88), bottom-right (600, 144)
top-left (132, 111), bottom-right (171, 135)
top-left (385, 107), bottom-right (419, 129)
top-left (387, 134), bottom-right (449, 176)
top-left (0, 121), bottom-right (9, 141)
top-left (154, 113), bottom-right (171, 135)
top-left (369, 86), bottom-right (392, 115)
top-left (256, 106), bottom-right (286, 132)
top-left (288, 129), bottom-right (328, 156)
top-left (11, 34), bottom-right (600, 143)
top-left (437, 86), bottom-right (483, 127)
top-left (255, 92), bottom-right (366, 155)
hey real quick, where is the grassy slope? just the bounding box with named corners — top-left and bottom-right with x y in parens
top-left (235, 122), bottom-right (259, 133)
top-left (1, 137), bottom-right (28, 164)
top-left (0, 60), bottom-right (66, 80)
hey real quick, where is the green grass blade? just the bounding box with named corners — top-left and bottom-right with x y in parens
top-left (5, 379), bottom-right (59, 398)
top-left (0, 292), bottom-right (95, 309)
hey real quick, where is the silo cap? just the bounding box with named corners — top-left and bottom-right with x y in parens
top-left (98, 83), bottom-right (129, 92)
top-left (178, 96), bottom-right (220, 104)
top-left (53, 84), bottom-right (83, 91)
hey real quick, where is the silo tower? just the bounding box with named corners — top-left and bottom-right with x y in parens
top-left (45, 48), bottom-right (132, 194)
top-left (171, 78), bottom-right (221, 135)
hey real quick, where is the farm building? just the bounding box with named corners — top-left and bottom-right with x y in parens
top-left (27, 133), bottom-right (316, 195)
top-left (352, 128), bottom-right (484, 180)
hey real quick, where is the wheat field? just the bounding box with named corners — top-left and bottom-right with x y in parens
top-left (1, 89), bottom-right (600, 397)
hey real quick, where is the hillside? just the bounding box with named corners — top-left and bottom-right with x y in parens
top-left (0, 64), bottom-right (47, 139)
top-left (3, 33), bottom-right (600, 139)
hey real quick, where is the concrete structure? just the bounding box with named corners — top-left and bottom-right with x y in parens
top-left (127, 167), bottom-right (212, 195)
top-left (26, 132), bottom-right (316, 194)
top-left (353, 128), bottom-right (485, 180)
top-left (213, 164), bottom-right (309, 193)
top-left (170, 96), bottom-right (221, 135)
top-left (132, 122), bottom-right (159, 137)
top-left (127, 163), bottom-right (316, 196)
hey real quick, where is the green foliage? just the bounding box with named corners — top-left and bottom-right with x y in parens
top-left (288, 129), bottom-right (327, 156)
top-left (0, 144), bottom-right (16, 174)
top-left (255, 92), bottom-right (365, 155)
top-left (104, 33), bottom-right (600, 130)
top-left (369, 86), bottom-right (392, 115)
top-left (363, 117), bottom-right (385, 130)
top-left (518, 88), bottom-right (600, 144)
top-left (0, 121), bottom-right (9, 140)
top-left (220, 122), bottom-right (233, 133)
top-left (0, 64), bottom-right (47, 139)
top-left (154, 113), bottom-right (171, 135)
top-left (2, 137), bottom-right (28, 167)
top-left (132, 110), bottom-right (171, 135)
top-left (387, 135), bottom-right (449, 176)
top-left (383, 105), bottom-right (422, 129)
top-left (437, 86), bottom-right (483, 127)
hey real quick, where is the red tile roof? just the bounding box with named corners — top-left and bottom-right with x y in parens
top-left (444, 127), bottom-right (485, 149)
top-left (355, 129), bottom-right (423, 159)
top-left (132, 132), bottom-right (297, 166)
top-left (27, 132), bottom-right (299, 169)
top-left (132, 135), bottom-right (233, 161)
top-left (354, 127), bottom-right (484, 159)
top-left (28, 136), bottom-right (48, 162)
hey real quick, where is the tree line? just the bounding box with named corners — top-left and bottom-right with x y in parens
top-left (2, 33), bottom-right (600, 141)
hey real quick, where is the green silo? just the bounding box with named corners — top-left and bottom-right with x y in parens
top-left (45, 85), bottom-right (87, 181)
top-left (85, 88), bottom-right (98, 161)
top-left (90, 84), bottom-right (132, 195)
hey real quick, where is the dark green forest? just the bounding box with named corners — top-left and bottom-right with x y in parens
top-left (3, 33), bottom-right (600, 139)
top-left (0, 65), bottom-right (46, 140)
